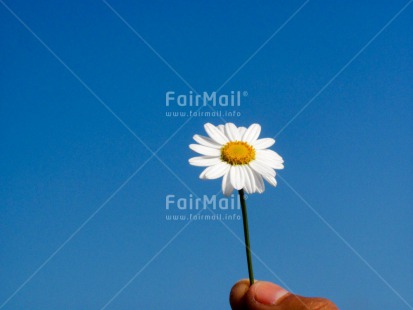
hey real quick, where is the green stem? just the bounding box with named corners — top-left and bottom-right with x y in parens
top-left (238, 189), bottom-right (254, 285)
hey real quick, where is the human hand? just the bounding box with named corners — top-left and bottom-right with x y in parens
top-left (230, 279), bottom-right (338, 310)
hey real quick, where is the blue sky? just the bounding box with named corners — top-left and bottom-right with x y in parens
top-left (1, 0), bottom-right (412, 309)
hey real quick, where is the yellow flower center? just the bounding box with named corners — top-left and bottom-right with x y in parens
top-left (221, 141), bottom-right (255, 165)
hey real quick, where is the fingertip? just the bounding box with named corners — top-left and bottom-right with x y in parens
top-left (230, 279), bottom-right (251, 310)
top-left (230, 279), bottom-right (339, 310)
top-left (251, 281), bottom-right (289, 306)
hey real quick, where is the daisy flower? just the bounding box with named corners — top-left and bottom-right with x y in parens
top-left (189, 123), bottom-right (284, 196)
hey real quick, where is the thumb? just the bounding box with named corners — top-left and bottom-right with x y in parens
top-left (230, 279), bottom-right (338, 310)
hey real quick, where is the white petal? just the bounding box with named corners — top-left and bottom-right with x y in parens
top-left (252, 138), bottom-right (275, 150)
top-left (204, 162), bottom-right (230, 179)
top-left (256, 158), bottom-right (284, 170)
top-left (252, 171), bottom-right (265, 193)
top-left (256, 150), bottom-right (284, 169)
top-left (238, 126), bottom-right (247, 137)
top-left (222, 171), bottom-right (234, 196)
top-left (189, 156), bottom-right (221, 167)
top-left (230, 165), bottom-right (245, 190)
top-left (242, 124), bottom-right (261, 143)
top-left (199, 162), bottom-right (229, 180)
top-left (249, 160), bottom-right (276, 177)
top-left (217, 124), bottom-right (225, 134)
top-left (193, 135), bottom-right (221, 149)
top-left (242, 165), bottom-right (256, 194)
top-left (200, 167), bottom-right (209, 179)
top-left (189, 144), bottom-right (221, 156)
top-left (256, 149), bottom-right (283, 162)
top-left (204, 123), bottom-right (229, 145)
top-left (262, 174), bottom-right (277, 187)
top-left (225, 123), bottom-right (240, 141)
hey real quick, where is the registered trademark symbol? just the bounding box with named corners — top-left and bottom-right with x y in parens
top-left (243, 91), bottom-right (248, 97)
